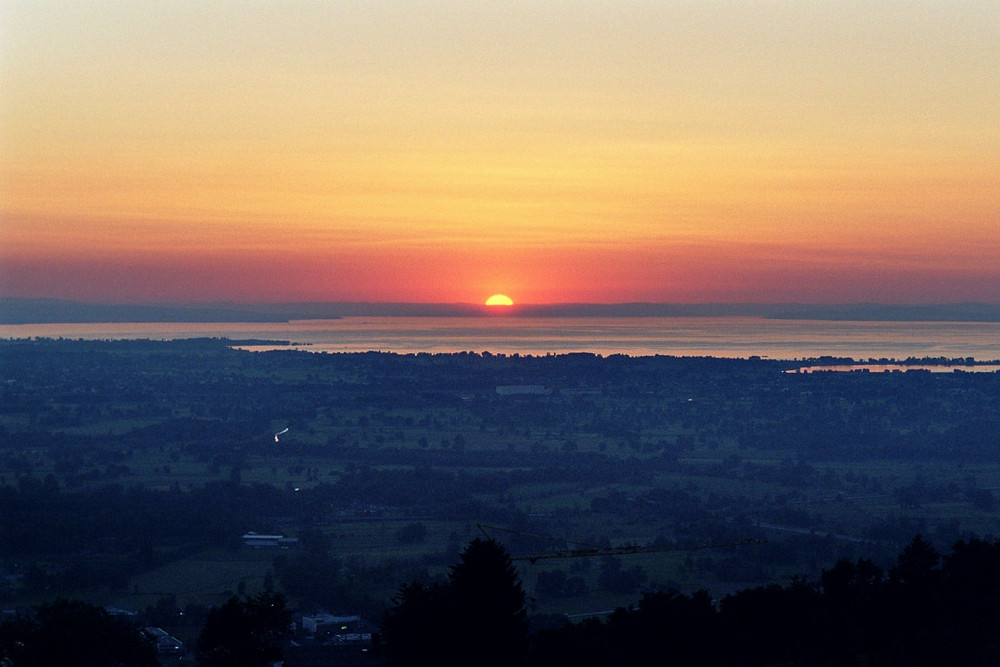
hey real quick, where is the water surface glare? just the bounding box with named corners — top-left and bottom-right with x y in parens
top-left (3, 317), bottom-right (999, 361)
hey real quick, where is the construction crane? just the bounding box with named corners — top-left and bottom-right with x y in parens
top-left (477, 524), bottom-right (764, 564)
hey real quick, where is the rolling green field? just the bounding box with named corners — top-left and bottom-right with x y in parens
top-left (2, 338), bottom-right (999, 631)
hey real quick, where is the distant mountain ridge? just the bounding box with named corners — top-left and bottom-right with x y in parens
top-left (0, 299), bottom-right (289, 324)
top-left (2, 298), bottom-right (1000, 324)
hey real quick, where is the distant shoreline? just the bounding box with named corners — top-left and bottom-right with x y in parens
top-left (3, 298), bottom-right (1000, 324)
top-left (1, 337), bottom-right (998, 368)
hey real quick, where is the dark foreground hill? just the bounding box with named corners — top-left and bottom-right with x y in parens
top-left (5, 535), bottom-right (998, 666)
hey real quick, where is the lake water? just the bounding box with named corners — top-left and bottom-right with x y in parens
top-left (2, 316), bottom-right (999, 362)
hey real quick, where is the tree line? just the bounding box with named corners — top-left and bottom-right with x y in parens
top-left (386, 535), bottom-right (1000, 666)
top-left (5, 535), bottom-right (1000, 665)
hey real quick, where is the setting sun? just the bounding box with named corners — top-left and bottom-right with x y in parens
top-left (485, 294), bottom-right (514, 307)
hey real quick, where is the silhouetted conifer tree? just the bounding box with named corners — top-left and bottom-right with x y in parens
top-left (383, 537), bottom-right (528, 666)
top-left (195, 592), bottom-right (291, 667)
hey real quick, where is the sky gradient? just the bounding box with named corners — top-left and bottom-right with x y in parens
top-left (2, 1), bottom-right (998, 304)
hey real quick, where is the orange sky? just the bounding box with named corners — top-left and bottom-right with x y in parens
top-left (2, 2), bottom-right (998, 304)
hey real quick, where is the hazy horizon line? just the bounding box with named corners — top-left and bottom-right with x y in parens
top-left (3, 298), bottom-right (1000, 324)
